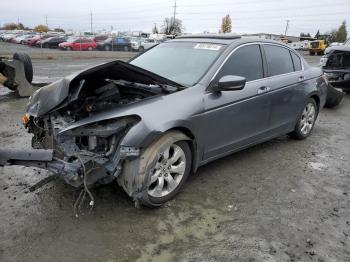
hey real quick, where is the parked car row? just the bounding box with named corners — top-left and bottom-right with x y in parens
top-left (0, 31), bottom-right (159, 52)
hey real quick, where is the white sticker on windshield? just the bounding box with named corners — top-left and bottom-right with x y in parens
top-left (194, 43), bottom-right (222, 51)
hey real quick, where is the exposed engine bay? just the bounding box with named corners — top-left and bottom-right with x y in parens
top-left (17, 60), bottom-right (181, 190)
top-left (322, 50), bottom-right (350, 90)
top-left (324, 50), bottom-right (350, 69)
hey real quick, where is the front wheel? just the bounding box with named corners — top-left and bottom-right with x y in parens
top-left (289, 98), bottom-right (318, 140)
top-left (147, 141), bottom-right (191, 205)
top-left (88, 46), bottom-right (93, 51)
top-left (118, 131), bottom-right (192, 207)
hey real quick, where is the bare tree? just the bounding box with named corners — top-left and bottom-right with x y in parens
top-left (161, 17), bottom-right (183, 35)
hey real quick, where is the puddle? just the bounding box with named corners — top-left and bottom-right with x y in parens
top-left (135, 204), bottom-right (230, 262)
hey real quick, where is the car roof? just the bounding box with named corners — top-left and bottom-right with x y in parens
top-left (172, 34), bottom-right (287, 46)
top-left (173, 34), bottom-right (241, 44)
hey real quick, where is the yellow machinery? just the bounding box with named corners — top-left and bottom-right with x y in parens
top-left (308, 40), bottom-right (327, 56)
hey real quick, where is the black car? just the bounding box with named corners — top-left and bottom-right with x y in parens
top-left (96, 37), bottom-right (131, 51)
top-left (36, 36), bottom-right (67, 48)
top-left (321, 38), bottom-right (350, 93)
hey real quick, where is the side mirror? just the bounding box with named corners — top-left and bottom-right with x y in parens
top-left (212, 75), bottom-right (246, 92)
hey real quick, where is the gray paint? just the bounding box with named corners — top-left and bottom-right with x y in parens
top-left (1, 37), bottom-right (328, 189)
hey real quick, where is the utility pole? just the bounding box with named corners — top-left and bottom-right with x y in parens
top-left (90, 11), bottom-right (93, 34)
top-left (284, 20), bottom-right (290, 36)
top-left (171, 0), bottom-right (177, 35)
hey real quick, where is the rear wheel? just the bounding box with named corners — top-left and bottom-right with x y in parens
top-left (124, 46), bottom-right (129, 52)
top-left (289, 98), bottom-right (318, 140)
top-left (13, 52), bottom-right (33, 83)
top-left (88, 46), bottom-right (93, 51)
top-left (309, 51), bottom-right (315, 56)
top-left (104, 45), bottom-right (111, 51)
top-left (139, 46), bottom-right (145, 52)
top-left (66, 46), bottom-right (72, 51)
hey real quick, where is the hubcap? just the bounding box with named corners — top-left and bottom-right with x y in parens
top-left (148, 144), bottom-right (186, 198)
top-left (300, 103), bottom-right (316, 135)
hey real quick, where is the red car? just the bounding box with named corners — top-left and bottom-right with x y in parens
top-left (58, 37), bottom-right (96, 51)
top-left (25, 35), bottom-right (41, 46)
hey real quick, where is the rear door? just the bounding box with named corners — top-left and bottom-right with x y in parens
top-left (203, 44), bottom-right (271, 160)
top-left (262, 44), bottom-right (306, 134)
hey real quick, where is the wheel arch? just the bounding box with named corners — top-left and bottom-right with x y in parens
top-left (309, 94), bottom-right (320, 111)
top-left (165, 126), bottom-right (199, 173)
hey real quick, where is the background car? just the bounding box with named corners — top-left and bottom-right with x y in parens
top-left (96, 37), bottom-right (131, 51)
top-left (36, 36), bottom-right (67, 48)
top-left (131, 38), bottom-right (158, 51)
top-left (93, 34), bottom-right (109, 43)
top-left (59, 37), bottom-right (96, 51)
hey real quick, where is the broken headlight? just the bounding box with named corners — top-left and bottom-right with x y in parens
top-left (61, 116), bottom-right (140, 157)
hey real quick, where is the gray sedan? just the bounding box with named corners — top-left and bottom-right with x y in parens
top-left (0, 35), bottom-right (327, 207)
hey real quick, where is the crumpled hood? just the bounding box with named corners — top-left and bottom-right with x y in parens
top-left (26, 78), bottom-right (71, 117)
top-left (26, 60), bottom-right (181, 117)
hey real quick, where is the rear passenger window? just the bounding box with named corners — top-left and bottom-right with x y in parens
top-left (264, 45), bottom-right (294, 76)
top-left (290, 51), bottom-right (302, 71)
top-left (217, 44), bottom-right (263, 82)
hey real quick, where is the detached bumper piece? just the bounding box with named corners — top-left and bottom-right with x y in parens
top-left (0, 148), bottom-right (53, 168)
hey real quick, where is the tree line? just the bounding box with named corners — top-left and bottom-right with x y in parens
top-left (2, 22), bottom-right (64, 33)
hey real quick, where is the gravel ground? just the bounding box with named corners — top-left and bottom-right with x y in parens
top-left (0, 41), bottom-right (349, 262)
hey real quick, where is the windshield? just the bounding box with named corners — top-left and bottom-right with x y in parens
top-left (130, 42), bottom-right (225, 86)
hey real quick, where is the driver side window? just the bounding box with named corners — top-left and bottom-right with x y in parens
top-left (216, 44), bottom-right (264, 82)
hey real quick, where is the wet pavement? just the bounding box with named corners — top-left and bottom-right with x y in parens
top-left (0, 42), bottom-right (349, 262)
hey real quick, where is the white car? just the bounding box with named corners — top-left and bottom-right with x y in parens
top-left (131, 38), bottom-right (158, 51)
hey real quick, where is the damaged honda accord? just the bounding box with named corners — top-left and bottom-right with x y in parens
top-left (0, 35), bottom-right (328, 207)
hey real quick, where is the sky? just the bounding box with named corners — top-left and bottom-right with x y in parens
top-left (1, 0), bottom-right (349, 36)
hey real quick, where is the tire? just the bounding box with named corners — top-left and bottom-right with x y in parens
top-left (325, 84), bottom-right (344, 108)
top-left (43, 43), bottom-right (49, 48)
top-left (88, 46), bottom-right (93, 51)
top-left (119, 131), bottom-right (192, 207)
top-left (104, 45), bottom-right (111, 51)
top-left (124, 46), bottom-right (129, 52)
top-left (66, 46), bottom-right (72, 51)
top-left (139, 46), bottom-right (145, 52)
top-left (13, 52), bottom-right (33, 83)
top-left (289, 98), bottom-right (318, 140)
top-left (310, 52), bottom-right (315, 56)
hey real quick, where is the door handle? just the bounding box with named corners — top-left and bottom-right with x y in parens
top-left (299, 76), bottom-right (305, 82)
top-left (257, 86), bottom-right (271, 94)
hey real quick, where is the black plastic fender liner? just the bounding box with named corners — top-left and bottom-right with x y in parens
top-left (325, 84), bottom-right (344, 108)
top-left (0, 148), bottom-right (53, 166)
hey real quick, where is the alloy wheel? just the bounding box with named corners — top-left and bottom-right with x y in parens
top-left (148, 144), bottom-right (186, 198)
top-left (300, 102), bottom-right (316, 135)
